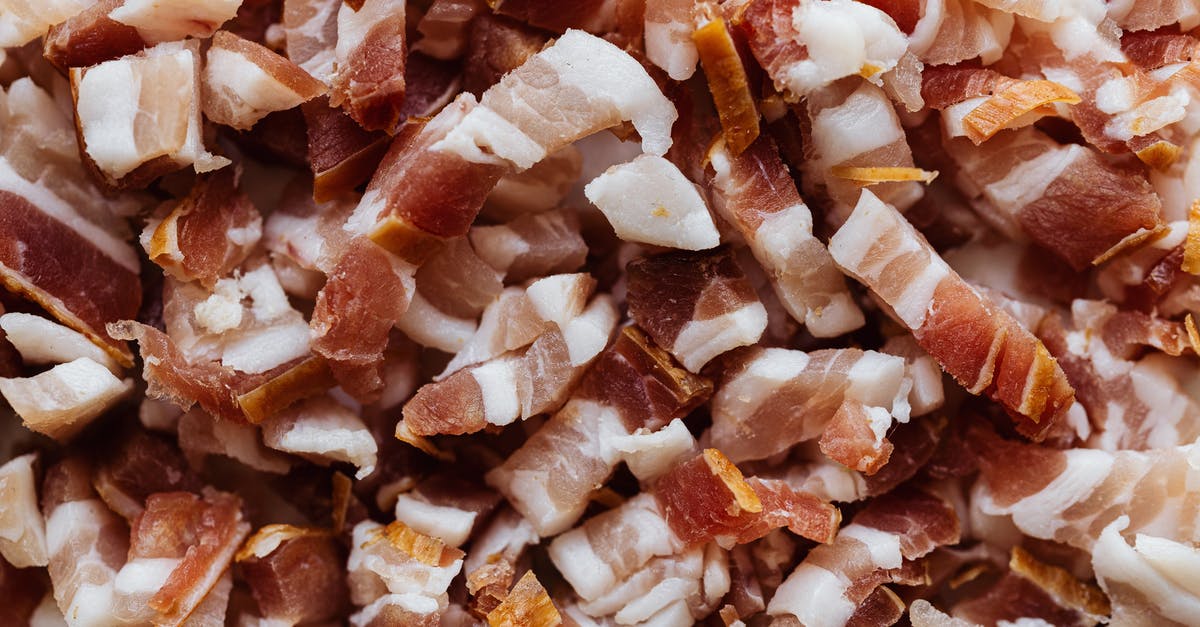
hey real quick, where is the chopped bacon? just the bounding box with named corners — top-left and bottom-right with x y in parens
top-left (412, 0), bottom-right (485, 61)
top-left (141, 167), bottom-right (261, 289)
top-left (330, 0), bottom-right (407, 132)
top-left (398, 237), bottom-right (502, 353)
top-left (347, 520), bottom-right (465, 624)
top-left (302, 97), bottom-right (391, 203)
top-left (178, 407), bottom-right (294, 474)
top-left (707, 135), bottom-right (865, 337)
top-left (93, 429), bottom-right (200, 522)
top-left (486, 570), bottom-right (562, 627)
top-left (487, 326), bottom-right (711, 536)
top-left (261, 395), bottom-right (378, 479)
top-left (693, 16), bottom-right (760, 156)
top-left (469, 210), bottom-right (587, 283)
top-left (236, 525), bottom-right (348, 624)
top-left (768, 488), bottom-right (959, 626)
top-left (922, 66), bottom-right (1079, 143)
top-left (0, 0), bottom-right (90, 48)
top-left (626, 248), bottom-right (767, 372)
top-left (482, 147), bottom-right (582, 221)
top-left (463, 506), bottom-right (539, 613)
top-left (202, 30), bottom-right (325, 131)
top-left (462, 12), bottom-right (548, 97)
top-left (906, 0), bottom-right (1012, 66)
top-left (1122, 29), bottom-right (1200, 70)
top-left (0, 312), bottom-right (122, 375)
top-left (1109, 0), bottom-right (1200, 33)
top-left (0, 357), bottom-right (133, 441)
top-left (71, 41), bottom-right (230, 189)
top-left (0, 454), bottom-right (47, 568)
top-left (710, 347), bottom-right (910, 463)
top-left (645, 0), bottom-right (699, 81)
top-left (394, 476), bottom-right (501, 547)
top-left (829, 191), bottom-right (1075, 440)
top-left (584, 154), bottom-right (721, 251)
top-left (1092, 516), bottom-right (1200, 626)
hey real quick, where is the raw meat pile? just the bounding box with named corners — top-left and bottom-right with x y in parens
top-left (2, 0), bottom-right (1200, 625)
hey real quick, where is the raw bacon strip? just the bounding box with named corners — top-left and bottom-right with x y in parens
top-left (261, 395), bottom-right (378, 479)
top-left (973, 430), bottom-right (1200, 550)
top-left (768, 488), bottom-right (960, 626)
top-left (906, 0), bottom-right (1013, 67)
top-left (347, 520), bottom-right (465, 624)
top-left (141, 167), bottom-right (261, 289)
top-left (202, 30), bottom-right (325, 131)
top-left (707, 135), bottom-right (864, 337)
top-left (93, 429), bottom-right (200, 523)
top-left (645, 0), bottom-right (699, 81)
top-left (283, 0), bottom-right (339, 83)
top-left (487, 326), bottom-right (712, 536)
top-left (943, 127), bottom-right (1165, 270)
top-left (302, 97), bottom-right (390, 203)
top-left (584, 154), bottom-right (721, 251)
top-left (710, 347), bottom-right (910, 464)
top-left (693, 16), bottom-right (759, 156)
top-left (1092, 516), bottom-right (1200, 626)
top-left (461, 12), bottom-right (548, 97)
top-left (469, 210), bottom-right (587, 283)
top-left (828, 191), bottom-right (1075, 440)
top-left (626, 248), bottom-right (767, 372)
top-left (71, 41), bottom-right (230, 189)
top-left (236, 525), bottom-right (348, 625)
top-left (0, 358), bottom-right (133, 441)
top-left (0, 454), bottom-right (48, 568)
top-left (42, 458), bottom-right (129, 626)
top-left (394, 476), bottom-right (501, 548)
top-left (330, 0), bottom-right (407, 132)
top-left (0, 0), bottom-right (90, 48)
top-left (412, 0), bottom-right (485, 60)
top-left (733, 0), bottom-right (907, 97)
top-left (397, 237), bottom-right (503, 353)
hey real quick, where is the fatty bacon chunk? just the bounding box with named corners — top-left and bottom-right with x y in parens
top-left (202, 30), bottom-right (325, 131)
top-left (829, 190), bottom-right (1075, 440)
top-left (329, 0), bottom-right (408, 133)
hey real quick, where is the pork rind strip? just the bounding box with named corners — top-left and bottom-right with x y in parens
top-left (486, 326), bottom-right (712, 537)
top-left (829, 190), bottom-right (1075, 440)
top-left (707, 134), bottom-right (864, 337)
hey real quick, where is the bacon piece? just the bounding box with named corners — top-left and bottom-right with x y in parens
top-left (141, 168), bottom-right (261, 289)
top-left (584, 154), bottom-right (721, 251)
top-left (202, 30), bottom-right (324, 131)
top-left (113, 489), bottom-right (249, 625)
top-left (261, 395), bottom-right (378, 479)
top-left (694, 16), bottom-right (759, 156)
top-left (486, 570), bottom-right (561, 627)
top-left (1109, 0), bottom-right (1200, 33)
top-left (347, 520), bottom-right (465, 624)
top-left (0, 357), bottom-right (133, 441)
top-left (330, 0), bottom-right (407, 132)
top-left (735, 0), bottom-right (907, 97)
top-left (487, 326), bottom-right (712, 536)
top-left (0, 312), bottom-right (121, 375)
top-left (463, 506), bottom-right (539, 614)
top-left (707, 135), bottom-right (864, 337)
top-left (0, 454), bottom-right (47, 568)
top-left (768, 488), bottom-right (959, 626)
top-left (469, 210), bottom-right (587, 283)
top-left (711, 347), bottom-right (910, 463)
top-left (0, 0), bottom-right (90, 48)
top-left (283, 0), bottom-right (339, 83)
top-left (922, 66), bottom-right (1079, 143)
top-left (626, 248), bottom-right (767, 372)
top-left (398, 237), bottom-right (502, 353)
top-left (42, 0), bottom-right (145, 72)
top-left (302, 97), bottom-right (390, 203)
top-left (829, 191), bottom-right (1075, 440)
top-left (71, 41), bottom-right (230, 189)
top-left (482, 147), bottom-right (582, 221)
top-left (107, 0), bottom-right (240, 42)
top-left (909, 599), bottom-right (975, 627)
top-left (818, 401), bottom-right (895, 475)
top-left (1122, 29), bottom-right (1200, 70)
top-left (906, 0), bottom-right (1012, 66)
top-left (413, 0), bottom-right (485, 60)
top-left (462, 12), bottom-right (548, 96)
top-left (394, 476), bottom-right (500, 548)
top-left (236, 525), bottom-right (348, 624)
top-left (42, 458), bottom-right (129, 626)
top-left (1092, 516), bottom-right (1200, 626)
top-left (178, 408), bottom-right (294, 474)
top-left (645, 0), bottom-right (699, 81)
top-left (974, 429), bottom-right (1200, 550)
top-left (397, 50), bottom-right (461, 120)
top-left (93, 429), bottom-right (200, 523)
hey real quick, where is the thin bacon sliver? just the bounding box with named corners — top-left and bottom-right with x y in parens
top-left (829, 166), bottom-right (939, 185)
top-left (693, 16), bottom-right (759, 156)
top-left (1183, 198), bottom-right (1200, 275)
top-left (961, 80), bottom-right (1081, 144)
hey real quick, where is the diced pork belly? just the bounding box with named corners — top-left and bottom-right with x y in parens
top-left (301, 97), bottom-right (390, 203)
top-left (487, 326), bottom-right (711, 536)
top-left (412, 0), bottom-right (485, 61)
top-left (461, 11), bottom-right (548, 96)
top-left (106, 0), bottom-right (241, 43)
top-left (283, 0), bottom-right (339, 83)
top-left (397, 237), bottom-right (503, 353)
top-left (261, 395), bottom-right (378, 479)
top-left (394, 476), bottom-right (501, 548)
top-left (463, 506), bottom-right (539, 614)
top-left (203, 30), bottom-right (325, 131)
top-left (905, 0), bottom-right (1012, 66)
top-left (0, 358), bottom-right (133, 441)
top-left (707, 135), bottom-right (864, 337)
top-left (829, 191), bottom-right (1075, 440)
top-left (469, 210), bottom-right (587, 283)
top-left (1109, 0), bottom-right (1200, 31)
top-left (951, 546), bottom-right (1110, 627)
top-left (347, 520), bottom-right (465, 624)
top-left (236, 525), bottom-right (348, 625)
top-left (0, 454), bottom-right (48, 568)
top-left (626, 248), bottom-right (767, 372)
top-left (921, 66), bottom-right (1081, 144)
top-left (92, 429), bottom-right (200, 523)
top-left (330, 0), bottom-right (407, 132)
top-left (0, 0), bottom-right (90, 48)
top-left (645, 0), bottom-right (699, 81)
top-left (482, 147), bottom-right (582, 221)
top-left (71, 41), bottom-right (230, 189)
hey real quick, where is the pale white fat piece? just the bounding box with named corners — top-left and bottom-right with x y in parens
top-left (113, 557), bottom-right (181, 598)
top-left (1093, 517), bottom-right (1200, 625)
top-left (45, 499), bottom-right (109, 556)
top-left (109, 0), bottom-right (242, 42)
top-left (1105, 91), bottom-right (1190, 141)
top-left (1133, 533), bottom-right (1200, 598)
top-left (644, 19), bottom-right (699, 81)
top-left (394, 495), bottom-right (477, 547)
top-left (240, 264), bottom-right (292, 322)
top-left (781, 0), bottom-right (906, 94)
top-left (29, 594), bottom-right (67, 627)
top-left (396, 290), bottom-right (477, 353)
top-left (220, 318), bottom-right (312, 374)
top-left (0, 313), bottom-right (121, 374)
top-left (438, 288), bottom-right (527, 378)
top-left (562, 295), bottom-right (618, 366)
top-left (525, 273), bottom-right (593, 328)
top-left (472, 359), bottom-right (521, 426)
top-left (811, 82), bottom-right (905, 167)
top-left (194, 278), bottom-right (244, 334)
top-left (838, 524), bottom-right (903, 569)
top-left (0, 0), bottom-right (91, 47)
top-left (672, 302), bottom-right (768, 372)
top-left (614, 577), bottom-right (698, 624)
top-left (715, 348), bottom-right (812, 419)
top-left (335, 0), bottom-right (402, 67)
top-left (845, 351), bottom-right (908, 409)
top-left (433, 103), bottom-right (547, 169)
top-left (584, 154), bottom-right (719, 250)
top-left (548, 529), bottom-right (618, 601)
top-left (768, 562), bottom-right (856, 627)
top-left (262, 396), bottom-right (378, 478)
top-left (0, 358), bottom-right (133, 441)
top-left (204, 46), bottom-right (314, 130)
top-left (0, 453), bottom-right (48, 567)
top-left (611, 419), bottom-right (697, 481)
top-left (66, 581), bottom-right (120, 627)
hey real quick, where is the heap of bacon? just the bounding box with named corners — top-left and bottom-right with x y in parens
top-left (5, 0), bottom-right (1200, 624)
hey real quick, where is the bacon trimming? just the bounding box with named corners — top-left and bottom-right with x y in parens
top-left (260, 395), bottom-right (378, 479)
top-left (202, 30), bottom-right (324, 131)
top-left (330, 0), bottom-right (407, 132)
top-left (463, 506), bottom-right (538, 615)
top-left (626, 248), bottom-right (767, 372)
top-left (486, 326), bottom-right (711, 536)
top-left (0, 0), bottom-right (90, 48)
top-left (70, 41), bottom-right (230, 189)
top-left (396, 237), bottom-right (502, 353)
top-left (584, 154), bottom-right (721, 251)
top-left (732, 0), bottom-right (907, 98)
top-left (412, 0), bottom-right (485, 61)
top-left (829, 190), bottom-right (1075, 440)
top-left (0, 357), bottom-right (134, 441)
top-left (906, 0), bottom-right (1012, 67)
top-left (645, 0), bottom-right (699, 81)
top-left (1092, 516), bottom-right (1200, 626)
top-left (707, 134), bottom-right (865, 337)
top-left (42, 458), bottom-right (129, 626)
top-left (301, 98), bottom-right (389, 203)
top-left (768, 488), bottom-right (960, 626)
top-left (177, 408), bottom-right (294, 474)
top-left (973, 429), bottom-right (1200, 551)
top-left (140, 168), bottom-right (261, 289)
top-left (710, 346), bottom-right (911, 464)
top-left (469, 210), bottom-right (587, 283)
top-left (93, 429), bottom-right (200, 523)
top-left (235, 525), bottom-right (348, 625)
top-left (346, 519), bottom-right (465, 625)
top-left (462, 12), bottom-right (548, 97)
top-left (112, 489), bottom-right (248, 625)
top-left (693, 16), bottom-right (760, 156)
top-left (394, 476), bottom-right (501, 548)
top-left (0, 312), bottom-right (122, 375)
top-left (481, 147), bottom-right (582, 221)
top-left (0, 454), bottom-right (47, 568)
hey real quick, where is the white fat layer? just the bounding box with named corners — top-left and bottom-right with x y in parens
top-left (768, 562), bottom-right (856, 626)
top-left (584, 155), bottom-right (720, 250)
top-left (548, 529), bottom-right (619, 602)
top-left (781, 0), bottom-right (906, 94)
top-left (0, 159), bottom-right (140, 273)
top-left (0, 358), bottom-right (133, 441)
top-left (1093, 517), bottom-right (1200, 625)
top-left (563, 295), bottom-right (618, 366)
top-left (335, 0), bottom-right (401, 66)
top-left (845, 351), bottom-right (908, 410)
top-left (611, 419), bottom-right (697, 481)
top-left (473, 360), bottom-right (520, 426)
top-left (114, 557), bottom-right (181, 596)
top-left (221, 318), bottom-right (311, 374)
top-left (525, 274), bottom-right (592, 328)
top-left (812, 83), bottom-right (905, 166)
top-left (204, 47), bottom-right (310, 130)
top-left (348, 520), bottom-right (463, 600)
top-left (350, 594), bottom-right (440, 627)
top-left (109, 0), bottom-right (240, 42)
top-left (396, 290), bottom-right (477, 353)
top-left (394, 495), bottom-right (477, 547)
top-left (45, 499), bottom-right (109, 557)
top-left (262, 397), bottom-right (378, 478)
top-left (644, 19), bottom-right (698, 81)
top-left (716, 348), bottom-right (812, 419)
top-left (839, 524), bottom-right (903, 569)
top-left (0, 0), bottom-right (91, 47)
top-left (0, 313), bottom-right (121, 374)
top-left (433, 103), bottom-right (547, 169)
top-left (0, 453), bottom-right (48, 568)
top-left (672, 302), bottom-right (769, 372)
